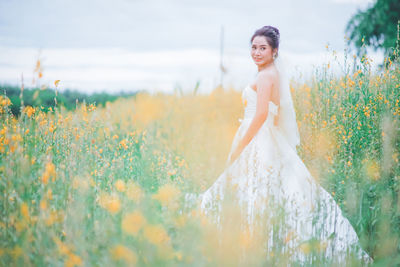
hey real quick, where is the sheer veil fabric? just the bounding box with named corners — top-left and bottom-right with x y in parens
top-left (274, 55), bottom-right (300, 152)
top-left (190, 54), bottom-right (373, 265)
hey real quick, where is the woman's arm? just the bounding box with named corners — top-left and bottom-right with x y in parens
top-left (228, 73), bottom-right (274, 165)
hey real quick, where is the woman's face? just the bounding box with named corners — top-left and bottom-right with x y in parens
top-left (251, 35), bottom-right (276, 66)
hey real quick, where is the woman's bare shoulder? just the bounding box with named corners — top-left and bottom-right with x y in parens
top-left (256, 68), bottom-right (279, 85)
top-left (250, 67), bottom-right (279, 92)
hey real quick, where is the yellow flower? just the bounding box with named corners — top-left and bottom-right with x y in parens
top-left (299, 242), bottom-right (311, 254)
top-left (45, 210), bottom-right (64, 226)
top-left (20, 202), bottom-right (29, 219)
top-left (23, 106), bottom-right (35, 118)
top-left (40, 200), bottom-right (47, 210)
top-left (178, 158), bottom-right (185, 167)
top-left (152, 184), bottom-right (180, 207)
top-left (0, 95), bottom-right (11, 107)
top-left (109, 245), bottom-right (137, 265)
top-left (114, 179), bottom-right (126, 192)
top-left (239, 227), bottom-right (252, 249)
top-left (143, 224), bottom-right (170, 245)
top-left (53, 236), bottom-right (71, 255)
top-left (41, 161), bottom-right (56, 185)
top-left (119, 139), bottom-right (128, 149)
top-left (54, 80), bottom-right (60, 87)
top-left (365, 159), bottom-right (380, 181)
top-left (167, 169), bottom-right (177, 176)
top-left (121, 211), bottom-right (146, 236)
top-left (98, 192), bottom-right (121, 214)
top-left (65, 253), bottom-right (83, 267)
top-left (174, 251), bottom-right (183, 261)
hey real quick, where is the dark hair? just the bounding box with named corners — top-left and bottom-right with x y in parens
top-left (250, 26), bottom-right (280, 58)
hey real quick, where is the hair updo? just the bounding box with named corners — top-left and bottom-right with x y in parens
top-left (250, 25), bottom-right (280, 58)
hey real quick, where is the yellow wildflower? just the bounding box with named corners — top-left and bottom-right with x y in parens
top-left (20, 202), bottom-right (29, 219)
top-left (121, 211), bottom-right (146, 236)
top-left (143, 224), bottom-right (170, 245)
top-left (23, 106), bottom-right (35, 118)
top-left (365, 159), bottom-right (380, 181)
top-left (299, 242), bottom-right (311, 254)
top-left (0, 95), bottom-right (11, 107)
top-left (109, 245), bottom-right (137, 265)
top-left (45, 210), bottom-right (64, 226)
top-left (40, 200), bottom-right (47, 210)
top-left (65, 253), bottom-right (83, 267)
top-left (119, 139), bottom-right (128, 149)
top-left (178, 158), bottom-right (185, 167)
top-left (167, 169), bottom-right (177, 176)
top-left (98, 192), bottom-right (121, 214)
top-left (53, 236), bottom-right (70, 255)
top-left (41, 161), bottom-right (56, 185)
top-left (114, 179), bottom-right (126, 192)
top-left (152, 184), bottom-right (180, 207)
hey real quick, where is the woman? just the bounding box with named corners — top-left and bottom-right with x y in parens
top-left (198, 26), bottom-right (373, 264)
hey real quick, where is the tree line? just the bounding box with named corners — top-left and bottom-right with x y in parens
top-left (1, 84), bottom-right (139, 116)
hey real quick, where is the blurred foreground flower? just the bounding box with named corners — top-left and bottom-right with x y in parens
top-left (114, 179), bottom-right (126, 192)
top-left (42, 161), bottom-right (56, 185)
top-left (143, 224), bottom-right (170, 245)
top-left (98, 192), bottom-right (121, 214)
top-left (121, 211), bottom-right (146, 236)
top-left (109, 245), bottom-right (137, 265)
top-left (23, 106), bottom-right (35, 118)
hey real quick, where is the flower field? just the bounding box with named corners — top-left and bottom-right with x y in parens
top-left (1, 48), bottom-right (399, 266)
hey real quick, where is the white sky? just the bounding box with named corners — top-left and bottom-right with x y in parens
top-left (0, 0), bottom-right (379, 94)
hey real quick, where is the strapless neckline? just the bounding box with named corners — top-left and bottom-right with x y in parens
top-left (246, 85), bottom-right (279, 109)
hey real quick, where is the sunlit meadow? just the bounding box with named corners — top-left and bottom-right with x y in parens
top-left (1, 39), bottom-right (400, 266)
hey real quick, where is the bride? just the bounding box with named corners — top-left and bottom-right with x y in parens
top-left (197, 26), bottom-right (373, 265)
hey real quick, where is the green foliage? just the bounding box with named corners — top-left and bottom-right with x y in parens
top-left (0, 84), bottom-right (139, 117)
top-left (345, 0), bottom-right (400, 59)
top-left (292, 39), bottom-right (400, 263)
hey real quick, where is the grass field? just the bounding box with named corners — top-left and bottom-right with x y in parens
top-left (1, 46), bottom-right (399, 266)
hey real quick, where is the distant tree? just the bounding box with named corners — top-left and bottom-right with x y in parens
top-left (345, 0), bottom-right (400, 60)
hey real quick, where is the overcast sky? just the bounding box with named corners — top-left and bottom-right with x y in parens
top-left (0, 0), bottom-right (379, 94)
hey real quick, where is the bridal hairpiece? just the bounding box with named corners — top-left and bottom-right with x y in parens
top-left (263, 25), bottom-right (280, 39)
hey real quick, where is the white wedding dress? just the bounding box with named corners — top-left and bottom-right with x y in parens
top-left (197, 84), bottom-right (373, 265)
